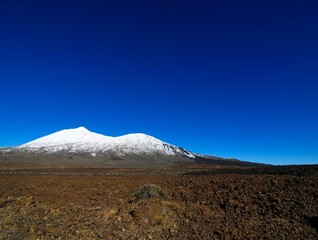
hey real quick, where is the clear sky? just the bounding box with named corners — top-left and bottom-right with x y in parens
top-left (0, 0), bottom-right (317, 165)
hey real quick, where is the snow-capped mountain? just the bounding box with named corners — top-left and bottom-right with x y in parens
top-left (18, 127), bottom-right (195, 158)
top-left (0, 127), bottom-right (262, 169)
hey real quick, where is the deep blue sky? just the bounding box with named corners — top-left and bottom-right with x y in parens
top-left (0, 0), bottom-right (317, 165)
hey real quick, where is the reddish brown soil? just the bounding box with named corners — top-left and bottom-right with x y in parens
top-left (0, 168), bottom-right (317, 239)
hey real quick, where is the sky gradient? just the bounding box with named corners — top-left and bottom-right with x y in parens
top-left (0, 0), bottom-right (317, 165)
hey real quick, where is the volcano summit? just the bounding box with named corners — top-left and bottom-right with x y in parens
top-left (19, 127), bottom-right (195, 158)
top-left (0, 127), bottom-right (259, 169)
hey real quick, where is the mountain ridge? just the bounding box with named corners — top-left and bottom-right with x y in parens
top-left (0, 127), bottom-right (263, 169)
top-left (16, 127), bottom-right (195, 158)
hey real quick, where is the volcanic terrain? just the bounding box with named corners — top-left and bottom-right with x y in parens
top-left (0, 127), bottom-right (317, 239)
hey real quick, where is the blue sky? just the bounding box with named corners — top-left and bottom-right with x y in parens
top-left (0, 0), bottom-right (317, 165)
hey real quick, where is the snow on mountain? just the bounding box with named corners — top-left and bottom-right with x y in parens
top-left (19, 127), bottom-right (195, 158)
top-left (21, 127), bottom-right (112, 147)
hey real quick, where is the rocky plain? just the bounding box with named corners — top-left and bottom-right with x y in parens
top-left (0, 165), bottom-right (317, 239)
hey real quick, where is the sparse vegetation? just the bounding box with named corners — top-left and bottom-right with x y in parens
top-left (133, 184), bottom-right (169, 201)
top-left (154, 214), bottom-right (165, 225)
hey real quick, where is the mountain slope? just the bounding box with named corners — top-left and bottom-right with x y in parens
top-left (18, 127), bottom-right (195, 158)
top-left (0, 127), bottom-right (263, 169)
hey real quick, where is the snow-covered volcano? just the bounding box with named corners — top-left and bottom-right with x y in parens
top-left (0, 127), bottom-right (262, 169)
top-left (18, 127), bottom-right (195, 158)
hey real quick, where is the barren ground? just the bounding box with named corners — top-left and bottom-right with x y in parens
top-left (0, 166), bottom-right (317, 239)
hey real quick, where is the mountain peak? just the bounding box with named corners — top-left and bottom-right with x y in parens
top-left (21, 127), bottom-right (111, 147)
top-left (75, 126), bottom-right (89, 132)
top-left (18, 127), bottom-right (195, 158)
top-left (64, 126), bottom-right (90, 134)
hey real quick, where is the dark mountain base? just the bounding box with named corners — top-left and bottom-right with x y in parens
top-left (0, 151), bottom-right (262, 170)
top-left (0, 152), bottom-right (194, 169)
